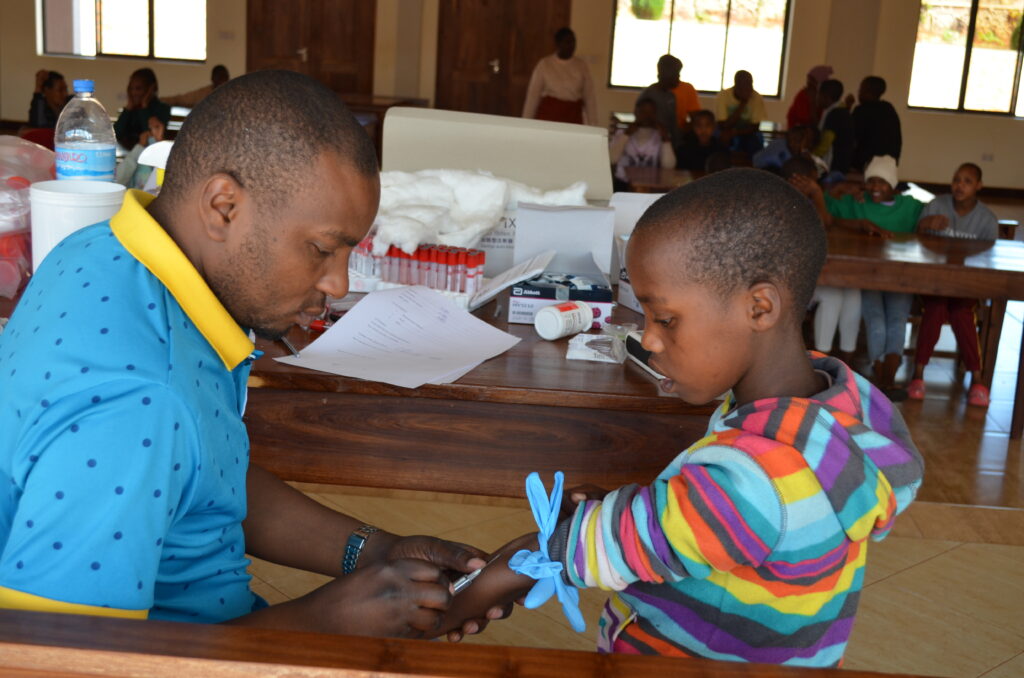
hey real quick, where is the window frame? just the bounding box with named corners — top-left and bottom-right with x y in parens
top-left (908, 0), bottom-right (1024, 117)
top-left (41, 0), bottom-right (207, 63)
top-left (605, 0), bottom-right (793, 98)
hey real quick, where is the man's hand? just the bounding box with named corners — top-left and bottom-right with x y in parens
top-left (376, 535), bottom-right (512, 641)
top-left (35, 70), bottom-right (48, 93)
top-left (232, 557), bottom-right (454, 638)
top-left (844, 93), bottom-right (856, 109)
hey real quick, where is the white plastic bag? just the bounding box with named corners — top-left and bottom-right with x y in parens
top-left (0, 137), bottom-right (55, 234)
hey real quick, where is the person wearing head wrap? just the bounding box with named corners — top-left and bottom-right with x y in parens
top-left (786, 64), bottom-right (833, 129)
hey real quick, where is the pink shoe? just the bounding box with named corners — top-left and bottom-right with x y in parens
top-left (907, 379), bottom-right (925, 400)
top-left (967, 384), bottom-right (990, 407)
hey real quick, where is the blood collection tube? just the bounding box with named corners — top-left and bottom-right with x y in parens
top-left (454, 249), bottom-right (467, 293)
top-left (464, 251), bottom-right (479, 296)
top-left (436, 246), bottom-right (449, 292)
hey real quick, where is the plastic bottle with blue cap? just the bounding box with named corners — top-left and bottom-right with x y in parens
top-left (55, 79), bottom-right (116, 182)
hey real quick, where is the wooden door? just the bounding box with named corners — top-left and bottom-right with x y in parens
top-left (246, 0), bottom-right (375, 94)
top-left (308, 0), bottom-right (375, 93)
top-left (435, 0), bottom-right (571, 116)
top-left (246, 0), bottom-right (310, 74)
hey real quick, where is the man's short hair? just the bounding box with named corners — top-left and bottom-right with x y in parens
top-left (160, 70), bottom-right (377, 214)
top-left (690, 109), bottom-right (715, 126)
top-left (633, 168), bottom-right (826, 319)
top-left (211, 64), bottom-right (230, 80)
top-left (554, 27), bottom-right (574, 42)
top-left (958, 162), bottom-right (982, 182)
top-left (862, 76), bottom-right (886, 98)
top-left (734, 70), bottom-right (753, 85)
top-left (819, 79), bottom-right (843, 102)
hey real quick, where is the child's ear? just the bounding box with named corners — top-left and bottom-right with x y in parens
top-left (746, 282), bottom-right (782, 331)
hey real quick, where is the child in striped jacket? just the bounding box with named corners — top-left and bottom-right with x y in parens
top-left (449, 168), bottom-right (923, 667)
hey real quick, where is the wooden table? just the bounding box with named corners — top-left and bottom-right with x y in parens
top-left (246, 303), bottom-right (715, 499)
top-left (0, 609), bottom-right (935, 677)
top-left (820, 228), bottom-right (1024, 437)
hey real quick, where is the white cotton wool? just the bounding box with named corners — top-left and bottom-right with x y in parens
top-left (371, 169), bottom-right (588, 254)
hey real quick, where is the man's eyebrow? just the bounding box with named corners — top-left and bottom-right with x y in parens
top-left (323, 231), bottom-right (361, 248)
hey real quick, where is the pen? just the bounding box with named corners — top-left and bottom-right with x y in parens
top-left (279, 336), bottom-right (300, 357)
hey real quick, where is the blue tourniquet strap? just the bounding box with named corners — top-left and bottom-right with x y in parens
top-left (508, 471), bottom-right (586, 632)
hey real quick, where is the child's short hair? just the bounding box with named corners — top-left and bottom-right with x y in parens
top-left (861, 76), bottom-right (886, 98)
top-left (780, 155), bottom-right (818, 180)
top-left (633, 169), bottom-right (826, 320)
top-left (958, 162), bottom-right (982, 182)
top-left (819, 79), bottom-right (843, 103)
top-left (130, 68), bottom-right (158, 89)
top-left (42, 71), bottom-right (64, 90)
top-left (690, 109), bottom-right (715, 126)
top-left (554, 27), bottom-right (574, 42)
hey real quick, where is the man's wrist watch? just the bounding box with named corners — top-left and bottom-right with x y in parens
top-left (342, 525), bottom-right (380, 574)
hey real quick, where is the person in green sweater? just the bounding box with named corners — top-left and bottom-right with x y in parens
top-left (825, 155), bottom-right (924, 396)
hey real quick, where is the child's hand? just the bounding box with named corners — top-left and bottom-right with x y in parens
top-left (844, 93), bottom-right (856, 108)
top-left (440, 533), bottom-right (541, 641)
top-left (788, 174), bottom-right (822, 199)
top-left (858, 219), bottom-right (892, 238)
top-left (917, 215), bottom-right (948, 234)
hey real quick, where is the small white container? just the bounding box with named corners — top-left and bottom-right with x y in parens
top-left (534, 300), bottom-right (599, 341)
top-left (29, 180), bottom-right (125, 271)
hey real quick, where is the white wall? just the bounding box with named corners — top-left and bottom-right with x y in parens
top-left (0, 0), bottom-right (246, 122)
top-left (3, 0), bottom-right (1021, 187)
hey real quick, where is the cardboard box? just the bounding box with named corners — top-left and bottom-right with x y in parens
top-left (508, 254), bottom-right (614, 327)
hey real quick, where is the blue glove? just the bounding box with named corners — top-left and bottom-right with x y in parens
top-left (508, 471), bottom-right (586, 633)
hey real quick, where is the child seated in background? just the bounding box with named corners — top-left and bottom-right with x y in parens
top-left (752, 125), bottom-right (814, 173)
top-left (824, 156), bottom-right (924, 396)
top-left (610, 97), bottom-right (676, 189)
top-left (908, 162), bottom-right (998, 406)
top-left (114, 115), bottom-right (166, 189)
top-left (784, 157), bottom-right (861, 364)
top-left (114, 68), bottom-right (171, 150)
top-left (446, 169), bottom-right (923, 666)
top-left (676, 109), bottom-right (725, 171)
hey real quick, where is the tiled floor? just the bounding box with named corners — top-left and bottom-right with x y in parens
top-left (249, 203), bottom-right (1024, 678)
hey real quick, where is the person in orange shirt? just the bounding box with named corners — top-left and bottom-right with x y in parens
top-left (672, 68), bottom-right (701, 131)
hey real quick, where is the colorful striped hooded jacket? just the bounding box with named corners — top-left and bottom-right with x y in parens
top-left (549, 355), bottom-right (923, 666)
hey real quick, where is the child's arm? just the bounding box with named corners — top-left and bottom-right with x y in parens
top-left (558, 446), bottom-right (785, 591)
top-left (788, 175), bottom-right (832, 228)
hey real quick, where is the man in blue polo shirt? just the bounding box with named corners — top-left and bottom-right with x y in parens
top-left (0, 71), bottom-right (497, 639)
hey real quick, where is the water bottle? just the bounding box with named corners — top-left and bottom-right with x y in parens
top-left (54, 80), bottom-right (116, 182)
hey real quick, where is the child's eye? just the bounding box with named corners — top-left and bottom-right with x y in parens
top-left (655, 317), bottom-right (674, 328)
top-left (311, 243), bottom-right (331, 258)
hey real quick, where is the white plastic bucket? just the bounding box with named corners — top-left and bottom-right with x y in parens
top-left (30, 180), bottom-right (126, 271)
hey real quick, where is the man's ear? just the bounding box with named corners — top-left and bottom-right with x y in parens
top-left (747, 282), bottom-right (782, 332)
top-left (198, 173), bottom-right (246, 244)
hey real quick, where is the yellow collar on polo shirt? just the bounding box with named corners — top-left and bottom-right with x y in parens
top-left (110, 189), bottom-right (255, 370)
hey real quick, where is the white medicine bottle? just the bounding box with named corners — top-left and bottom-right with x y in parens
top-left (534, 301), bottom-right (600, 341)
top-left (55, 79), bottom-right (117, 182)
